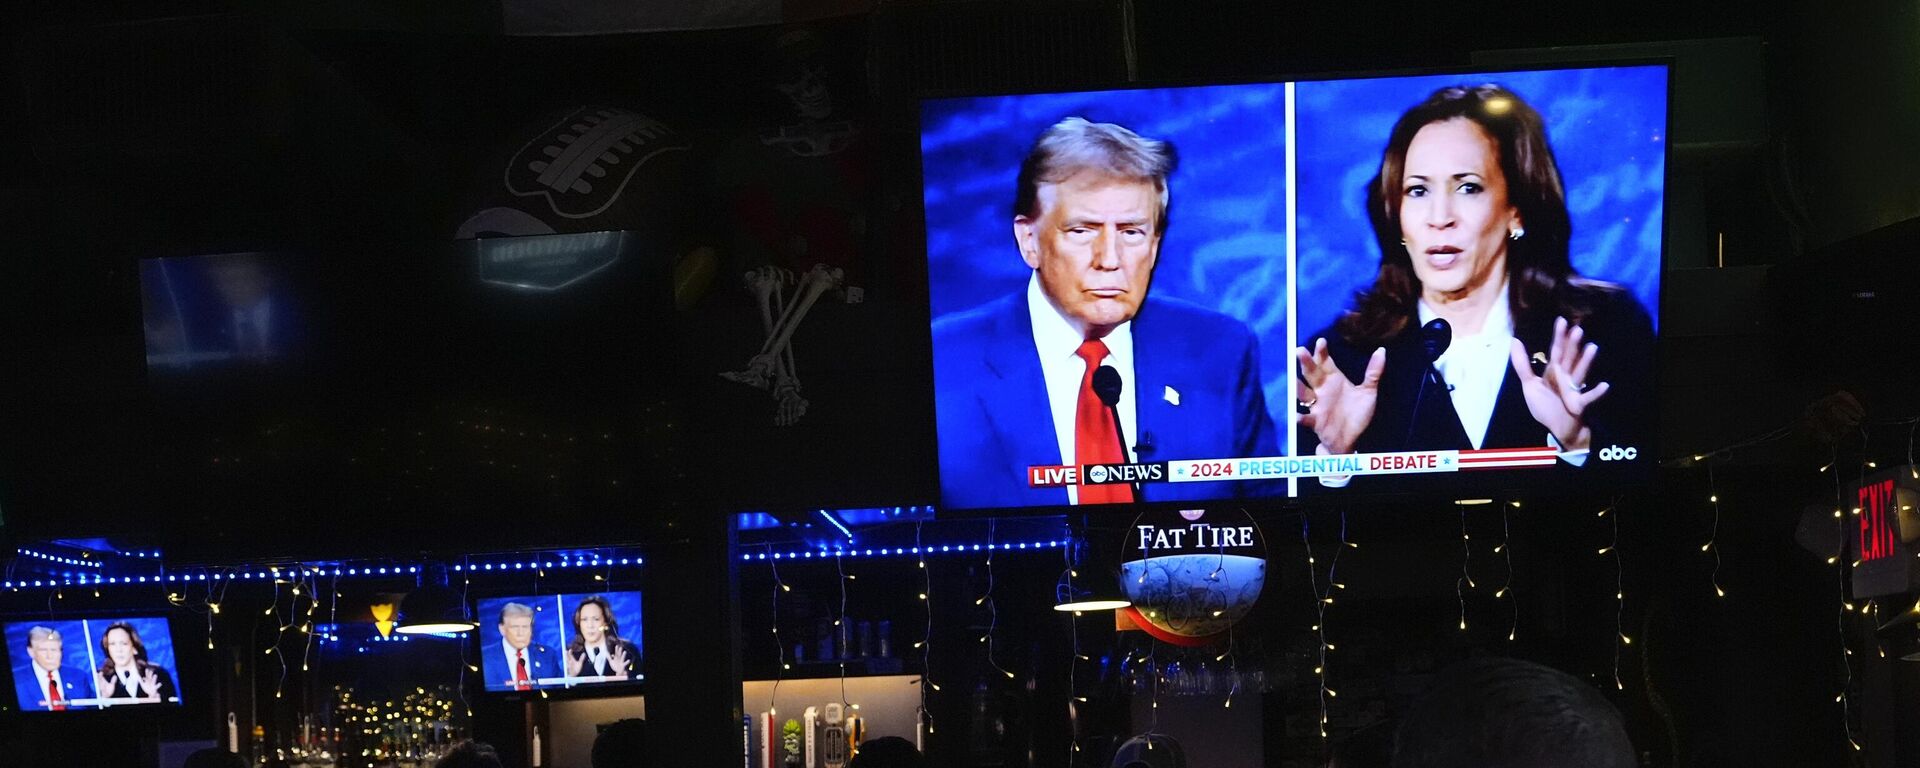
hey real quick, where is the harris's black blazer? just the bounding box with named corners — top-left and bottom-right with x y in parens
top-left (1298, 285), bottom-right (1654, 492)
top-left (99, 662), bottom-right (177, 703)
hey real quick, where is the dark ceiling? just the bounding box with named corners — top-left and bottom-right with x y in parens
top-left (0, 0), bottom-right (1916, 560)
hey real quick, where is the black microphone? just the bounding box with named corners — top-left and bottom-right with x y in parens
top-left (1092, 366), bottom-right (1141, 497)
top-left (1405, 318), bottom-right (1454, 449)
top-left (1419, 318), bottom-right (1452, 384)
top-left (1093, 365), bottom-right (1124, 409)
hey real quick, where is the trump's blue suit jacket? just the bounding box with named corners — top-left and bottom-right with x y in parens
top-left (489, 641), bottom-right (563, 687)
top-left (933, 291), bottom-right (1279, 510)
top-left (12, 663), bottom-right (95, 709)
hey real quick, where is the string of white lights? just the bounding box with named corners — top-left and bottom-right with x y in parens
top-left (981, 520), bottom-right (1013, 681)
top-left (1321, 509), bottom-right (1344, 690)
top-left (1298, 513), bottom-right (1329, 740)
top-left (263, 575), bottom-right (288, 699)
top-left (1498, 502), bottom-right (1517, 641)
top-left (915, 521), bottom-right (937, 739)
top-left (1063, 527), bottom-right (1085, 761)
top-left (203, 567), bottom-right (234, 653)
top-left (1834, 446), bottom-right (1862, 752)
top-left (1201, 521), bottom-right (1244, 713)
top-left (1327, 509), bottom-right (1348, 599)
top-left (327, 573), bottom-right (340, 725)
top-left (1663, 424), bottom-right (1795, 468)
top-left (1706, 466), bottom-right (1725, 598)
top-left (1145, 624), bottom-right (1159, 747)
top-left (1457, 501), bottom-right (1475, 632)
top-left (300, 570), bottom-right (317, 677)
top-left (1597, 499), bottom-right (1625, 691)
top-left (460, 557), bottom-right (476, 717)
top-left (1220, 622), bottom-right (1238, 711)
top-left (836, 551), bottom-right (851, 709)
top-left (769, 554), bottom-right (789, 717)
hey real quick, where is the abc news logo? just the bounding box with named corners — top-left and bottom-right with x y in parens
top-left (1085, 463), bottom-right (1166, 485)
top-left (1597, 445), bottom-right (1639, 461)
top-left (1029, 462), bottom-right (1167, 488)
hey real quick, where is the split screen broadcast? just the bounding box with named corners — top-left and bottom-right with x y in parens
top-left (7, 617), bottom-right (182, 710)
top-left (5, 595), bottom-right (644, 709)
top-left (925, 65), bottom-right (1667, 511)
top-left (476, 592), bottom-right (643, 693)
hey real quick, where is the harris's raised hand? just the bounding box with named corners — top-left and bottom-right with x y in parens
top-left (1294, 339), bottom-right (1386, 455)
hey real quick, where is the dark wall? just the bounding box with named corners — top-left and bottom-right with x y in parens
top-left (4, 0), bottom-right (1918, 557)
top-left (2, 5), bottom-right (1919, 766)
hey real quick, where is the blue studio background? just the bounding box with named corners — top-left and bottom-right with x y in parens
top-left (7, 620), bottom-right (85, 709)
top-left (102, 617), bottom-right (180, 700)
top-left (1293, 65), bottom-right (1667, 341)
top-left (476, 595), bottom-right (567, 690)
top-left (921, 83), bottom-right (1296, 434)
top-left (556, 591), bottom-right (642, 660)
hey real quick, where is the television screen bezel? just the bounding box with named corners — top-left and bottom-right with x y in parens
top-left (915, 57), bottom-right (1674, 516)
top-left (2, 613), bottom-right (190, 715)
top-left (469, 589), bottom-right (647, 700)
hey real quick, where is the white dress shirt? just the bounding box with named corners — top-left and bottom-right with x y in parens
top-left (1027, 274), bottom-right (1138, 505)
top-left (585, 641), bottom-right (609, 674)
top-left (1418, 283), bottom-right (1588, 464)
top-left (1419, 283), bottom-right (1513, 450)
top-left (116, 667), bottom-right (141, 697)
top-left (1319, 280), bottom-right (1582, 488)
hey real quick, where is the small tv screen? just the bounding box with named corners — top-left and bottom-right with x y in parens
top-left (476, 592), bottom-right (643, 692)
top-left (922, 64), bottom-right (1666, 510)
top-left (6, 617), bottom-right (183, 710)
top-left (139, 251), bottom-right (309, 373)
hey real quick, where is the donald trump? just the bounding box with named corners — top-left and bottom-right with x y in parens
top-left (491, 602), bottom-right (561, 690)
top-left (13, 626), bottom-right (93, 710)
top-left (933, 117), bottom-right (1278, 509)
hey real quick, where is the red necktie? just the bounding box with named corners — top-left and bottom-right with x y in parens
top-left (515, 650), bottom-right (530, 688)
top-left (47, 672), bottom-right (62, 708)
top-left (1074, 340), bottom-right (1134, 504)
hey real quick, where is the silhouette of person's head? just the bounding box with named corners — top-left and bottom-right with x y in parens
top-left (433, 740), bottom-right (503, 768)
top-left (849, 736), bottom-right (923, 768)
top-left (1393, 657), bottom-right (1633, 768)
top-left (592, 718), bottom-right (650, 768)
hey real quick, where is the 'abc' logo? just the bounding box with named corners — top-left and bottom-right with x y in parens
top-left (1598, 445), bottom-right (1639, 461)
top-left (1088, 465), bottom-right (1110, 483)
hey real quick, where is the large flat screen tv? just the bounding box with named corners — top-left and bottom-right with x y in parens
top-left (6, 616), bottom-right (183, 710)
top-left (923, 64), bottom-right (1666, 511)
top-left (476, 592), bottom-right (643, 693)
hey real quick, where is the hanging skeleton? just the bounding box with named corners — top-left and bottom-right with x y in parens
top-left (721, 264), bottom-right (855, 425)
top-left (714, 27), bottom-right (875, 426)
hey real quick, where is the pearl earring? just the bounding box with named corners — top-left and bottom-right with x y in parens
top-left (1509, 227), bottom-right (1525, 241)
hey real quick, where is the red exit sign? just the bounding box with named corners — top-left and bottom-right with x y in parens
top-left (1858, 477), bottom-right (1899, 563)
top-left (1850, 466), bottom-right (1919, 598)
